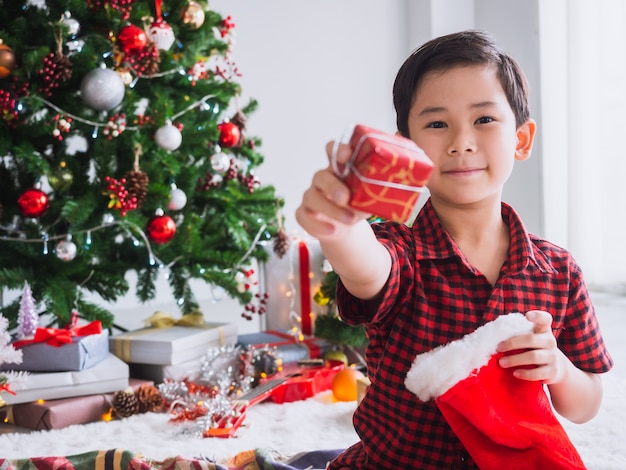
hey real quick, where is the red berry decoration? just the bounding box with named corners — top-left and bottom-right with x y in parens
top-left (18, 188), bottom-right (50, 218)
top-left (118, 24), bottom-right (148, 54)
top-left (217, 121), bottom-right (241, 148)
top-left (146, 214), bottom-right (176, 244)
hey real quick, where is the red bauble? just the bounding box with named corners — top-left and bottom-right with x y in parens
top-left (18, 188), bottom-right (50, 218)
top-left (218, 122), bottom-right (241, 148)
top-left (146, 214), bottom-right (177, 244)
top-left (118, 24), bottom-right (148, 54)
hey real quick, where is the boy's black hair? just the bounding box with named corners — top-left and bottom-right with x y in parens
top-left (393, 29), bottom-right (530, 137)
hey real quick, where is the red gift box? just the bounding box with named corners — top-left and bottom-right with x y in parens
top-left (335, 124), bottom-right (434, 223)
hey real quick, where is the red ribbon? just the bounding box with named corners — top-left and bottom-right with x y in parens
top-left (0, 383), bottom-right (16, 396)
top-left (13, 320), bottom-right (102, 349)
top-left (154, 0), bottom-right (162, 21)
top-left (298, 240), bottom-right (312, 336)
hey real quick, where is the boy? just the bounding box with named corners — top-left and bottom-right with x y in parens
top-left (295, 30), bottom-right (613, 469)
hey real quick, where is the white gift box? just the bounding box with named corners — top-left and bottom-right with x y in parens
top-left (4, 354), bottom-right (129, 405)
top-left (109, 323), bottom-right (238, 365)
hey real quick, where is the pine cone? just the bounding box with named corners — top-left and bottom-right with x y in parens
top-left (231, 111), bottom-right (247, 133)
top-left (273, 228), bottom-right (290, 258)
top-left (52, 53), bottom-right (73, 83)
top-left (135, 384), bottom-right (164, 413)
top-left (124, 169), bottom-right (149, 207)
top-left (112, 389), bottom-right (139, 418)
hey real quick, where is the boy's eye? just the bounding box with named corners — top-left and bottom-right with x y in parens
top-left (427, 121), bottom-right (447, 129)
top-left (476, 116), bottom-right (494, 124)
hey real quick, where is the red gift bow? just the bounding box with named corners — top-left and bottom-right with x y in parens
top-left (12, 320), bottom-right (102, 348)
top-left (0, 383), bottom-right (16, 396)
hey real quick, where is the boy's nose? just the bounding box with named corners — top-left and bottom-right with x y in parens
top-left (447, 128), bottom-right (476, 155)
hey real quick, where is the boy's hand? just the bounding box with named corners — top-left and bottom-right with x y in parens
top-left (295, 141), bottom-right (370, 241)
top-left (497, 310), bottom-right (569, 385)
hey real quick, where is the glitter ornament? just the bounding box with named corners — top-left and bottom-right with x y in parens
top-left (117, 24), bottom-right (148, 54)
top-left (154, 122), bottom-right (182, 151)
top-left (168, 186), bottom-right (187, 211)
top-left (180, 1), bottom-right (205, 29)
top-left (17, 281), bottom-right (39, 339)
top-left (148, 20), bottom-right (175, 50)
top-left (17, 188), bottom-right (49, 218)
top-left (146, 212), bottom-right (177, 244)
top-left (80, 65), bottom-right (125, 111)
top-left (217, 121), bottom-right (241, 148)
top-left (55, 237), bottom-right (77, 261)
top-left (210, 151), bottom-right (231, 173)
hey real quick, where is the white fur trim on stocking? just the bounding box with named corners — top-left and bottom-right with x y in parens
top-left (405, 313), bottom-right (534, 402)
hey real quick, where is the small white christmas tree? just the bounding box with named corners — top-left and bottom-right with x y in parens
top-left (1, 314), bottom-right (26, 402)
top-left (16, 281), bottom-right (39, 340)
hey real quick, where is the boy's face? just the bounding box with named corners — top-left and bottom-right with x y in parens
top-left (406, 64), bottom-right (534, 208)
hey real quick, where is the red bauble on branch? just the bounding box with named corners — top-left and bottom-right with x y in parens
top-left (118, 24), bottom-right (148, 54)
top-left (18, 188), bottom-right (49, 218)
top-left (146, 212), bottom-right (177, 244)
top-left (217, 121), bottom-right (241, 148)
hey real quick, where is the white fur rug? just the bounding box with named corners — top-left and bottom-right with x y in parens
top-left (0, 375), bottom-right (625, 469)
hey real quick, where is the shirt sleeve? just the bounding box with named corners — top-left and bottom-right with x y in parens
top-left (558, 258), bottom-right (613, 374)
top-left (336, 222), bottom-right (415, 327)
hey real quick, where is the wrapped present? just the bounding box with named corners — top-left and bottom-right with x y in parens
top-left (0, 378), bottom-right (152, 431)
top-left (1, 329), bottom-right (109, 372)
top-left (109, 313), bottom-right (237, 365)
top-left (237, 330), bottom-right (330, 364)
top-left (334, 124), bottom-right (434, 223)
top-left (3, 354), bottom-right (129, 405)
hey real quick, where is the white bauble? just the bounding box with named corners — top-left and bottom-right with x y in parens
top-left (55, 239), bottom-right (77, 261)
top-left (80, 66), bottom-right (125, 111)
top-left (168, 187), bottom-right (188, 211)
top-left (210, 151), bottom-right (231, 173)
top-left (154, 123), bottom-right (182, 151)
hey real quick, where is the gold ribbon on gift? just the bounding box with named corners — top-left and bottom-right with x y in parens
top-left (143, 309), bottom-right (207, 329)
top-left (112, 309), bottom-right (225, 362)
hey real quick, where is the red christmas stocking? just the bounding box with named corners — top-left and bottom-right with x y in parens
top-left (405, 313), bottom-right (586, 470)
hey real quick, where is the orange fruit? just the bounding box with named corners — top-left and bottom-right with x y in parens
top-left (331, 367), bottom-right (365, 401)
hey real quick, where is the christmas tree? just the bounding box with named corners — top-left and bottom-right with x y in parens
top-left (0, 0), bottom-right (283, 330)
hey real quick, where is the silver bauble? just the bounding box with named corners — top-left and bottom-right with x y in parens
top-left (168, 187), bottom-right (188, 211)
top-left (155, 123), bottom-right (183, 151)
top-left (80, 66), bottom-right (125, 111)
top-left (210, 152), bottom-right (231, 173)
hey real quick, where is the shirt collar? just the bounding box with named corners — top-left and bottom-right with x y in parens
top-left (410, 199), bottom-right (555, 275)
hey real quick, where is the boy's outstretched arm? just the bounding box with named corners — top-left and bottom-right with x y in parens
top-left (295, 141), bottom-right (391, 300)
top-left (497, 310), bottom-right (603, 424)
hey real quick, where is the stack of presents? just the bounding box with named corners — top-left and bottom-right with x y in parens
top-left (0, 280), bottom-right (331, 433)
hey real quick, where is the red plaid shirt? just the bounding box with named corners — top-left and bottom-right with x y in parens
top-left (329, 199), bottom-right (613, 470)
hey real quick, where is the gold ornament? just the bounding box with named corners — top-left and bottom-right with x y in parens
top-left (48, 161), bottom-right (74, 192)
top-left (116, 66), bottom-right (133, 86)
top-left (181, 1), bottom-right (206, 30)
top-left (0, 41), bottom-right (16, 79)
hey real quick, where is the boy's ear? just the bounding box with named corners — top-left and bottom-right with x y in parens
top-left (515, 119), bottom-right (536, 161)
